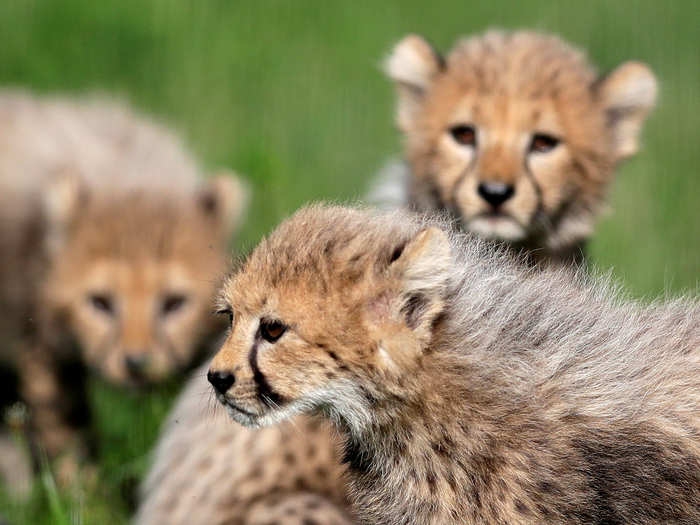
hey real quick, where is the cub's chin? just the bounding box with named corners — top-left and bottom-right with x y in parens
top-left (467, 214), bottom-right (527, 242)
top-left (224, 403), bottom-right (264, 428)
top-left (218, 395), bottom-right (307, 429)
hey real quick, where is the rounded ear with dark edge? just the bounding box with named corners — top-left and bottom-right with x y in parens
top-left (42, 169), bottom-right (86, 254)
top-left (387, 227), bottom-right (452, 336)
top-left (597, 61), bottom-right (658, 160)
top-left (199, 170), bottom-right (250, 240)
top-left (384, 34), bottom-right (444, 132)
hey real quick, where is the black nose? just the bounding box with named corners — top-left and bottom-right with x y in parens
top-left (124, 354), bottom-right (148, 377)
top-left (477, 182), bottom-right (515, 208)
top-left (207, 370), bottom-right (235, 394)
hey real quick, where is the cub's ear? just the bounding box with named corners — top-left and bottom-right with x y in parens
top-left (198, 170), bottom-right (250, 239)
top-left (384, 34), bottom-right (444, 132)
top-left (42, 168), bottom-right (86, 254)
top-left (388, 227), bottom-right (452, 335)
top-left (597, 61), bottom-right (657, 160)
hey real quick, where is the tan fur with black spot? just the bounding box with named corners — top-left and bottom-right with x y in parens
top-left (210, 204), bottom-right (699, 525)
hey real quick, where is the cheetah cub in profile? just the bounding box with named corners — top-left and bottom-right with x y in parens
top-left (377, 30), bottom-right (657, 265)
top-left (0, 91), bottom-right (247, 479)
top-left (209, 204), bottom-right (699, 525)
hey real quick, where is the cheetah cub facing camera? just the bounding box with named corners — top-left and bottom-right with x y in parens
top-left (210, 204), bottom-right (700, 524)
top-left (0, 91), bottom-right (247, 479)
top-left (378, 30), bottom-right (657, 265)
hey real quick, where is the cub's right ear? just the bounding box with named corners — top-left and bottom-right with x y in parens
top-left (387, 227), bottom-right (452, 339)
top-left (384, 34), bottom-right (444, 132)
top-left (42, 169), bottom-right (86, 254)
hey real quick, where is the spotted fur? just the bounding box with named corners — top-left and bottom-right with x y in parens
top-left (210, 204), bottom-right (700, 525)
top-left (375, 30), bottom-right (657, 265)
top-left (0, 90), bottom-right (247, 478)
top-left (135, 364), bottom-right (353, 525)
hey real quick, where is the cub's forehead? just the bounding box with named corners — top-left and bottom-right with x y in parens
top-left (224, 205), bottom-right (422, 303)
top-left (442, 31), bottom-right (596, 100)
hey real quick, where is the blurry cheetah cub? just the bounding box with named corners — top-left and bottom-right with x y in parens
top-left (210, 204), bottom-right (699, 524)
top-left (378, 30), bottom-right (657, 264)
top-left (0, 91), bottom-right (247, 474)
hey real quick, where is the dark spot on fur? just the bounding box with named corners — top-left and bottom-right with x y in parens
top-left (294, 477), bottom-right (310, 492)
top-left (348, 252), bottom-right (363, 265)
top-left (302, 519), bottom-right (319, 525)
top-left (327, 351), bottom-right (340, 362)
top-left (515, 499), bottom-right (532, 516)
top-left (342, 437), bottom-right (373, 474)
top-left (389, 241), bottom-right (407, 263)
top-left (360, 387), bottom-right (380, 406)
top-left (200, 192), bottom-right (217, 214)
top-left (306, 444), bottom-right (316, 459)
top-left (401, 293), bottom-right (428, 329)
top-left (283, 451), bottom-right (296, 465)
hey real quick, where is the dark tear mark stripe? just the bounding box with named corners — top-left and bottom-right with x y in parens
top-left (449, 151), bottom-right (480, 220)
top-left (249, 338), bottom-right (286, 407)
top-left (522, 156), bottom-right (544, 218)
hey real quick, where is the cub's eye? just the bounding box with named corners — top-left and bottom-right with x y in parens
top-left (162, 294), bottom-right (187, 316)
top-left (259, 319), bottom-right (287, 343)
top-left (216, 307), bottom-right (234, 326)
top-left (449, 124), bottom-right (477, 147)
top-left (88, 294), bottom-right (114, 316)
top-left (529, 133), bottom-right (560, 154)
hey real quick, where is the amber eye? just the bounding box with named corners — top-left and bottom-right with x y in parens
top-left (216, 307), bottom-right (234, 326)
top-left (259, 319), bottom-right (287, 343)
top-left (529, 133), bottom-right (560, 153)
top-left (449, 124), bottom-right (477, 147)
top-left (162, 294), bottom-right (187, 316)
top-left (88, 293), bottom-right (114, 316)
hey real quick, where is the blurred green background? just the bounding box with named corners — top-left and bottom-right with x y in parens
top-left (0, 0), bottom-right (697, 523)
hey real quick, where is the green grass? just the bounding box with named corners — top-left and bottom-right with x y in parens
top-left (0, 1), bottom-right (697, 523)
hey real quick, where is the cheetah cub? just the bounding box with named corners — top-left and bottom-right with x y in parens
top-left (209, 204), bottom-right (699, 525)
top-left (377, 30), bottom-right (657, 265)
top-left (0, 91), bottom-right (247, 478)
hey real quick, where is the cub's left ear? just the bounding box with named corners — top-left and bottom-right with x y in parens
top-left (597, 61), bottom-right (657, 160)
top-left (198, 170), bottom-right (250, 239)
top-left (388, 227), bottom-right (452, 336)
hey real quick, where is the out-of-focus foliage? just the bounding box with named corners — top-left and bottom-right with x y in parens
top-left (0, 1), bottom-right (696, 523)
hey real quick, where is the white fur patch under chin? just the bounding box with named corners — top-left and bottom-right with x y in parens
top-left (546, 214), bottom-right (595, 250)
top-left (468, 216), bottom-right (526, 242)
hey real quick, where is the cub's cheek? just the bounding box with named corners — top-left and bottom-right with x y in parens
top-left (73, 312), bottom-right (113, 352)
top-left (528, 151), bottom-right (573, 212)
top-left (453, 175), bottom-right (486, 218)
